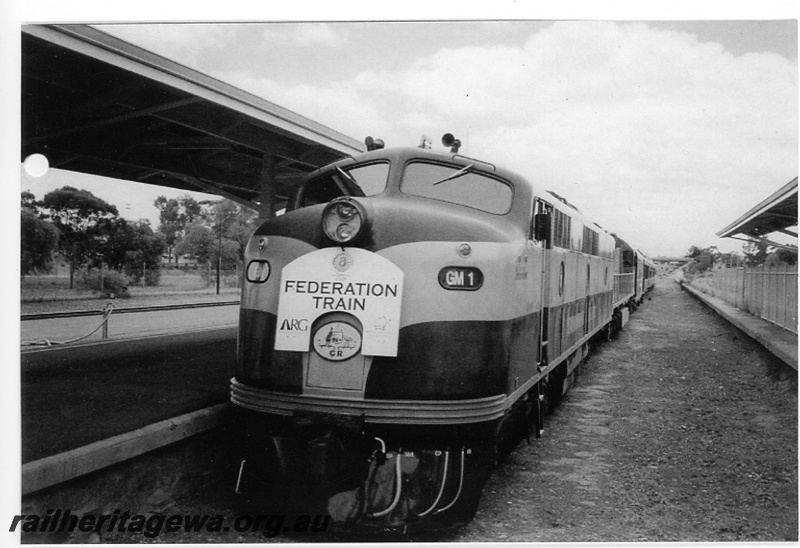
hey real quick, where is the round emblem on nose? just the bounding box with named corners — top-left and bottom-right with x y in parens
top-left (332, 251), bottom-right (354, 272)
top-left (313, 321), bottom-right (362, 361)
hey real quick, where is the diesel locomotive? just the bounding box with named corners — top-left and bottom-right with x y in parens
top-left (230, 135), bottom-right (655, 528)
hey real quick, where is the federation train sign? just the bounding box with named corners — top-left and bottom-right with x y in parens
top-left (275, 248), bottom-right (404, 356)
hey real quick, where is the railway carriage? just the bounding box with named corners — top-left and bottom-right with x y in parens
top-left (231, 137), bottom-right (651, 528)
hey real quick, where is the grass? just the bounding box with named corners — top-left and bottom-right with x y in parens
top-left (20, 272), bottom-right (241, 315)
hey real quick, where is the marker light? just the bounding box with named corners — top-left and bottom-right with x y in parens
top-left (322, 197), bottom-right (367, 245)
top-left (246, 260), bottom-right (271, 283)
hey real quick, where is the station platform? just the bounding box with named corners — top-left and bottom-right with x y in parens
top-left (21, 326), bottom-right (237, 464)
top-left (681, 282), bottom-right (797, 370)
top-left (21, 301), bottom-right (238, 348)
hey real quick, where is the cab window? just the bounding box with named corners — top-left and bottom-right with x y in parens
top-left (400, 161), bottom-right (513, 215)
top-left (294, 162), bottom-right (389, 209)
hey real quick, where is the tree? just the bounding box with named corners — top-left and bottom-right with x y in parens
top-left (21, 208), bottom-right (59, 275)
top-left (765, 248), bottom-right (798, 266)
top-left (743, 240), bottom-right (770, 267)
top-left (687, 245), bottom-right (704, 258)
top-left (95, 218), bottom-right (166, 285)
top-left (21, 190), bottom-right (38, 211)
top-left (154, 195), bottom-right (202, 265)
top-left (684, 245), bottom-right (720, 276)
top-left (41, 186), bottom-right (119, 288)
top-left (173, 219), bottom-right (239, 271)
top-left (174, 221), bottom-right (216, 266)
top-left (717, 251), bottom-right (743, 268)
top-left (205, 199), bottom-right (259, 265)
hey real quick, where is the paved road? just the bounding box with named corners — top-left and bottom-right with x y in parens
top-left (20, 304), bottom-right (239, 346)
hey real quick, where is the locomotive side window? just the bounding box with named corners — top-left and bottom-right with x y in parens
top-left (295, 162), bottom-right (389, 209)
top-left (400, 162), bottom-right (513, 215)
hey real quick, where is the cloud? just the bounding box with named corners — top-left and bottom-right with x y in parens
top-left (337, 21), bottom-right (796, 255)
top-left (260, 23), bottom-right (347, 50)
top-left (100, 24), bottom-right (234, 66)
top-left (213, 70), bottom-right (389, 142)
top-left (104, 21), bottom-right (796, 256)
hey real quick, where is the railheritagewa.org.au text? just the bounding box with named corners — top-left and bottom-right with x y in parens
top-left (10, 509), bottom-right (330, 538)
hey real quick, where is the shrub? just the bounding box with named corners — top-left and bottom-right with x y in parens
top-left (123, 266), bottom-right (162, 287)
top-left (80, 269), bottom-right (130, 299)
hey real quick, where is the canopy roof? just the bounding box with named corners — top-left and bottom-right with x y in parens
top-left (22, 24), bottom-right (364, 212)
top-left (717, 178), bottom-right (798, 245)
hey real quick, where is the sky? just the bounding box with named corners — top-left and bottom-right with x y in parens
top-left (15, 13), bottom-right (798, 258)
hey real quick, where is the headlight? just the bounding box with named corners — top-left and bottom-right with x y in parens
top-left (322, 197), bottom-right (367, 245)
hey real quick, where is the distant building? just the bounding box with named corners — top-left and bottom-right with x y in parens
top-left (161, 254), bottom-right (199, 268)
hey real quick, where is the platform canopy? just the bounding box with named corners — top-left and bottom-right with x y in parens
top-left (717, 177), bottom-right (798, 249)
top-left (22, 24), bottom-right (365, 215)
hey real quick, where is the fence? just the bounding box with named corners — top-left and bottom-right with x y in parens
top-left (21, 266), bottom-right (243, 302)
top-left (711, 264), bottom-right (797, 333)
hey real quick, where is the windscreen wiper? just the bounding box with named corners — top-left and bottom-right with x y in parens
top-left (432, 163), bottom-right (474, 186)
top-left (335, 166), bottom-right (366, 197)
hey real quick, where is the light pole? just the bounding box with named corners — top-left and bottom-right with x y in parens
top-left (215, 209), bottom-right (235, 295)
top-left (216, 215), bottom-right (223, 295)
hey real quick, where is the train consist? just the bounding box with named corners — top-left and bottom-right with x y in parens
top-left (230, 136), bottom-right (655, 529)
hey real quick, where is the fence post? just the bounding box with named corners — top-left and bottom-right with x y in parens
top-left (741, 265), bottom-right (747, 312)
top-left (783, 264), bottom-right (788, 328)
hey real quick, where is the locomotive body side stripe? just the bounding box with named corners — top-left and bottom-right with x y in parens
top-left (377, 241), bottom-right (538, 327)
top-left (237, 234), bottom-right (618, 417)
top-left (241, 236), bottom-right (543, 327)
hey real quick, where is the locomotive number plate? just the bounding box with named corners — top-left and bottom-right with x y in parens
top-left (438, 267), bottom-right (483, 291)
